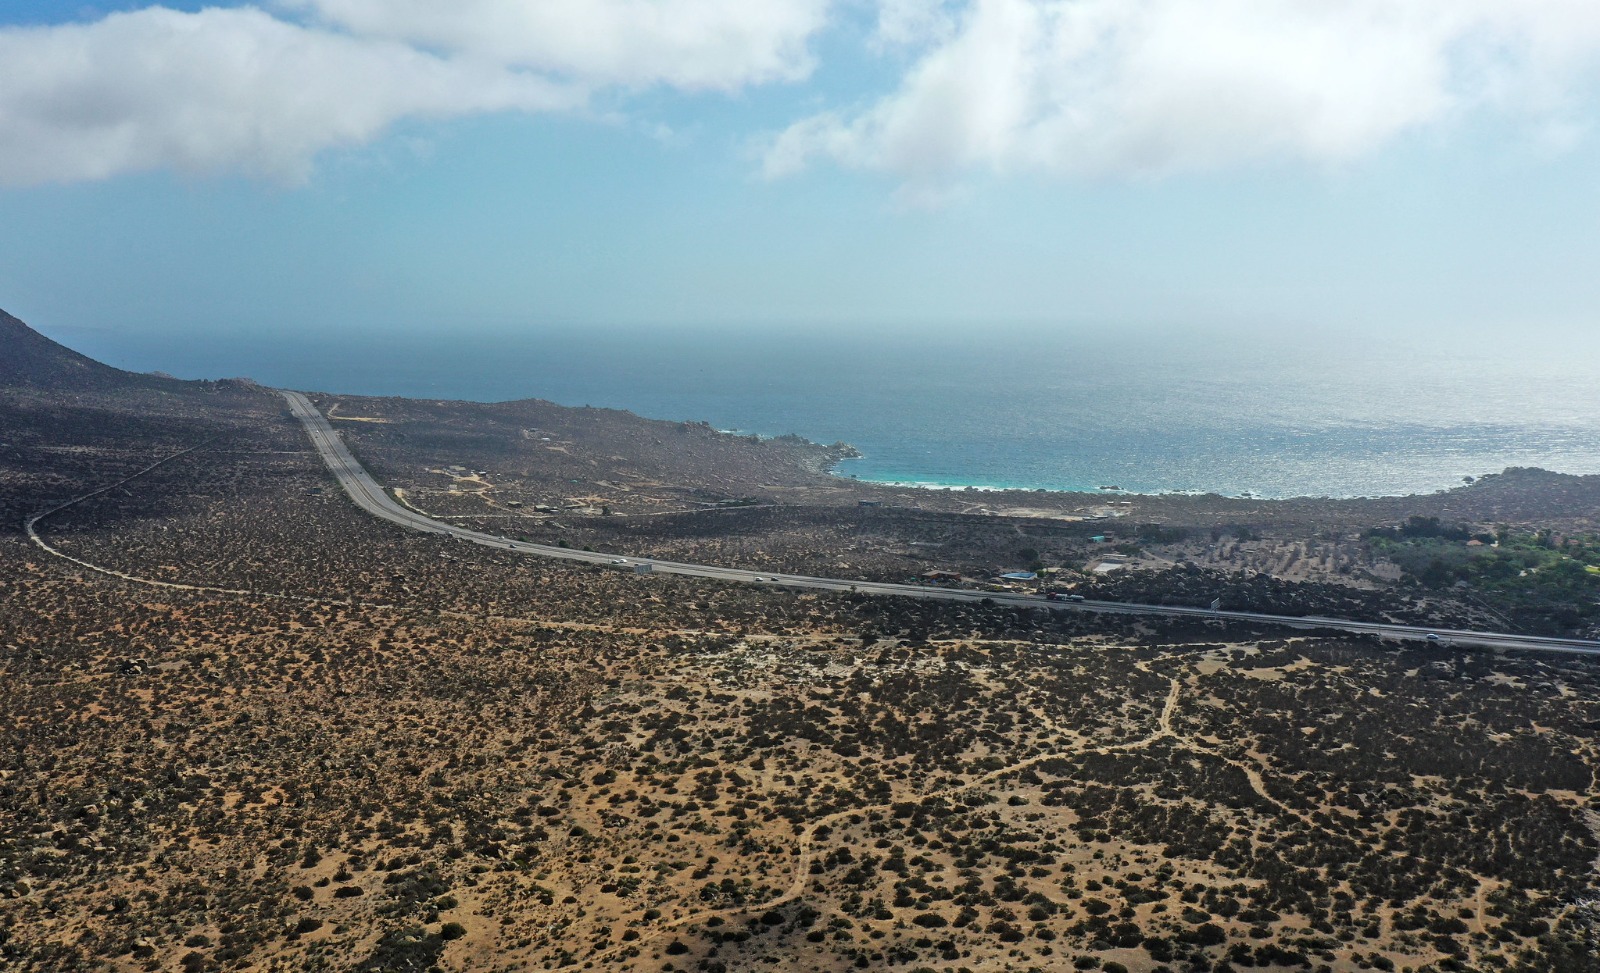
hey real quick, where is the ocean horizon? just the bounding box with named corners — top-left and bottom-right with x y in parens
top-left (56, 321), bottom-right (1600, 502)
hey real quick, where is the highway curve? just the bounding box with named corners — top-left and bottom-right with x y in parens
top-left (282, 389), bottom-right (1600, 657)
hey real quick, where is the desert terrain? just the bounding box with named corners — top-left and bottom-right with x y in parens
top-left (3, 309), bottom-right (1599, 972)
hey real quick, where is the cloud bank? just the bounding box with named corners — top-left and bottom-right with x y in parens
top-left (3, 0), bottom-right (1600, 190)
top-left (0, 1), bottom-right (831, 187)
top-left (279, 0), bottom-right (832, 90)
top-left (767, 0), bottom-right (1600, 184)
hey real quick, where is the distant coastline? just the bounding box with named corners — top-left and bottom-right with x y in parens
top-left (826, 454), bottom-right (1574, 503)
top-left (65, 324), bottom-right (1600, 504)
top-left (834, 468), bottom-right (1277, 500)
top-left (846, 475), bottom-right (1219, 499)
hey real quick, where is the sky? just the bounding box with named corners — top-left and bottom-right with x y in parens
top-left (2, 1), bottom-right (1600, 350)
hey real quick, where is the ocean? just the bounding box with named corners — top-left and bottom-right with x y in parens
top-left (64, 322), bottom-right (1600, 500)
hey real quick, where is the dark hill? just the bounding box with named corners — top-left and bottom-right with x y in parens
top-left (0, 307), bottom-right (181, 392)
top-left (0, 308), bottom-right (271, 464)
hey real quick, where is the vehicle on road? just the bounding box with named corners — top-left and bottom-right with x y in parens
top-left (610, 558), bottom-right (629, 565)
top-left (1426, 633), bottom-right (1443, 642)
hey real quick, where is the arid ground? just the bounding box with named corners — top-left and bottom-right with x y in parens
top-left (4, 310), bottom-right (1599, 972)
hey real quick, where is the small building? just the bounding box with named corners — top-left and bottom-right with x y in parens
top-left (633, 563), bottom-right (654, 575)
top-left (1090, 535), bottom-right (1108, 544)
top-left (858, 499), bottom-right (882, 507)
top-left (999, 571), bottom-right (1038, 582)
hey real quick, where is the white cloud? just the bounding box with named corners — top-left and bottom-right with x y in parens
top-left (0, 1), bottom-right (837, 187)
top-left (770, 0), bottom-right (1600, 185)
top-left (278, 0), bottom-right (834, 91)
top-left (9, 0), bottom-right (1599, 191)
top-left (872, 0), bottom-right (961, 49)
top-left (0, 6), bottom-right (579, 187)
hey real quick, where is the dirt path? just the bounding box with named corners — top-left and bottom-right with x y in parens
top-left (25, 441), bottom-right (1107, 666)
top-left (1160, 677), bottom-right (1309, 824)
top-left (589, 674), bottom-right (1186, 965)
top-left (23, 434), bottom-right (1328, 965)
top-left (19, 446), bottom-right (684, 635)
top-left (21, 442), bottom-right (254, 595)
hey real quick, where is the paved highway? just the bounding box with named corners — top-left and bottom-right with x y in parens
top-left (282, 390), bottom-right (1600, 656)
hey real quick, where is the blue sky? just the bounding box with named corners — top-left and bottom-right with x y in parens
top-left (2, 1), bottom-right (1600, 351)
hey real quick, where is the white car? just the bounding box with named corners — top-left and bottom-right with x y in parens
top-left (610, 558), bottom-right (629, 565)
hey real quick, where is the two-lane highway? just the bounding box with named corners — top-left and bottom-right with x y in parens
top-left (282, 389), bottom-right (1600, 657)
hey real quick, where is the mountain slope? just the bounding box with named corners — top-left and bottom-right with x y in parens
top-left (0, 308), bottom-right (177, 391)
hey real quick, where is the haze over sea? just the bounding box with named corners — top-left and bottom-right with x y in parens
top-left (65, 322), bottom-right (1600, 500)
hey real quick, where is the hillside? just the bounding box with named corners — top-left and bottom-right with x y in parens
top-left (0, 309), bottom-right (278, 539)
top-left (0, 308), bottom-right (179, 392)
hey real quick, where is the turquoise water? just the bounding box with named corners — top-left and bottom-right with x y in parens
top-left (61, 322), bottom-right (1600, 499)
